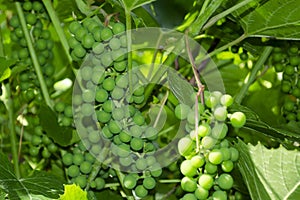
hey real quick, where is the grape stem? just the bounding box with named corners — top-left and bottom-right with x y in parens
top-left (235, 46), bottom-right (273, 104)
top-left (125, 9), bottom-right (133, 94)
top-left (185, 32), bottom-right (205, 153)
top-left (15, 2), bottom-right (53, 108)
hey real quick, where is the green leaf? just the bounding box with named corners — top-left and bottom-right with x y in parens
top-left (234, 0), bottom-right (300, 40)
top-left (59, 184), bottom-right (88, 200)
top-left (167, 69), bottom-right (194, 106)
top-left (119, 0), bottom-right (156, 11)
top-left (0, 57), bottom-right (16, 82)
top-left (0, 153), bottom-right (64, 199)
top-left (38, 105), bottom-right (73, 147)
top-left (235, 140), bottom-right (300, 200)
top-left (75, 0), bottom-right (93, 16)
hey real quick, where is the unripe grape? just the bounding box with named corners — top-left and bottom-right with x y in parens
top-left (217, 173), bottom-right (234, 190)
top-left (67, 165), bottom-right (80, 177)
top-left (208, 150), bottom-right (223, 165)
top-left (75, 175), bottom-right (87, 188)
top-left (135, 185), bottom-right (148, 198)
top-left (181, 177), bottom-right (197, 192)
top-left (212, 190), bottom-right (227, 200)
top-left (194, 186), bottom-right (209, 200)
top-left (178, 137), bottom-right (195, 156)
top-left (198, 124), bottom-right (211, 137)
top-left (214, 106), bottom-right (228, 121)
top-left (198, 174), bottom-right (214, 190)
top-left (221, 160), bottom-right (234, 172)
top-left (180, 160), bottom-right (198, 177)
top-left (230, 112), bottom-right (246, 128)
top-left (211, 123), bottom-right (228, 140)
top-left (190, 155), bottom-right (205, 168)
top-left (220, 94), bottom-right (233, 107)
top-left (80, 161), bottom-right (92, 174)
top-left (181, 193), bottom-right (197, 200)
top-left (123, 174), bottom-right (137, 189)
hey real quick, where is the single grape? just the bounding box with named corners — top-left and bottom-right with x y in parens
top-left (214, 106), bottom-right (228, 121)
top-left (180, 160), bottom-right (198, 177)
top-left (208, 150), bottom-right (223, 165)
top-left (75, 175), bottom-right (87, 188)
top-left (135, 185), bottom-right (148, 198)
top-left (80, 161), bottom-right (92, 174)
top-left (212, 190), bottom-right (227, 200)
top-left (221, 160), bottom-right (234, 172)
top-left (201, 136), bottom-right (217, 149)
top-left (230, 112), bottom-right (246, 128)
top-left (217, 173), bottom-right (234, 190)
top-left (198, 174), bottom-right (214, 190)
top-left (73, 153), bottom-right (84, 165)
top-left (230, 147), bottom-right (239, 162)
top-left (95, 177), bottom-right (105, 190)
top-left (130, 137), bottom-right (143, 151)
top-left (73, 44), bottom-right (86, 58)
top-left (178, 137), bottom-right (195, 156)
top-left (95, 88), bottom-right (108, 103)
top-left (191, 155), bottom-right (205, 168)
top-left (102, 77), bottom-right (115, 91)
top-left (82, 33), bottom-right (95, 49)
top-left (181, 193), bottom-right (197, 200)
top-left (26, 13), bottom-right (37, 25)
top-left (109, 38), bottom-right (121, 50)
top-left (194, 186), bottom-right (209, 200)
top-left (123, 174), bottom-right (137, 189)
top-left (204, 162), bottom-right (218, 174)
top-left (67, 165), bottom-right (80, 178)
top-left (101, 27), bottom-right (113, 41)
top-left (29, 146), bottom-right (39, 157)
top-left (181, 177), bottom-right (197, 192)
top-left (220, 94), bottom-right (233, 107)
top-left (211, 123), bottom-right (228, 140)
top-left (33, 1), bottom-right (43, 12)
top-left (108, 120), bottom-right (122, 134)
top-left (198, 123), bottom-right (211, 137)
top-left (113, 23), bottom-right (125, 34)
top-left (136, 158), bottom-right (148, 171)
top-left (47, 143), bottom-right (58, 153)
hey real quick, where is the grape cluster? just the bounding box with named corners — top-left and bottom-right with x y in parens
top-left (270, 42), bottom-right (300, 122)
top-left (9, 1), bottom-right (59, 161)
top-left (175, 91), bottom-right (246, 200)
top-left (23, 115), bottom-right (59, 160)
top-left (66, 18), bottom-right (162, 197)
top-left (54, 102), bottom-right (74, 127)
top-left (10, 0), bottom-right (55, 99)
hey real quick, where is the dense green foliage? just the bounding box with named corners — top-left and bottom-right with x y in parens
top-left (0, 0), bottom-right (300, 200)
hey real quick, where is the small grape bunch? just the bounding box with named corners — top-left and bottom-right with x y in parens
top-left (175, 91), bottom-right (246, 200)
top-left (23, 116), bottom-right (59, 160)
top-left (9, 1), bottom-right (55, 102)
top-left (270, 42), bottom-right (300, 122)
top-left (54, 102), bottom-right (74, 127)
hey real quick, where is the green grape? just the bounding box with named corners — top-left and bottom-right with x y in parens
top-left (135, 185), bottom-right (148, 198)
top-left (221, 160), bottom-right (234, 172)
top-left (113, 136), bottom-right (123, 146)
top-left (109, 38), bottom-right (121, 50)
top-left (112, 48), bottom-right (127, 61)
top-left (62, 153), bottom-right (73, 166)
top-left (212, 190), bottom-right (227, 200)
top-left (133, 95), bottom-right (144, 104)
top-left (80, 66), bottom-right (93, 81)
top-left (85, 153), bottom-right (95, 163)
top-left (47, 143), bottom-right (58, 153)
top-left (26, 13), bottom-right (37, 25)
top-left (15, 27), bottom-right (23, 38)
top-left (73, 44), bottom-right (87, 58)
top-left (42, 148), bottom-right (51, 158)
top-left (102, 100), bottom-right (114, 112)
top-left (101, 125), bottom-right (113, 139)
top-left (281, 81), bottom-right (291, 93)
top-left (82, 89), bottom-right (94, 103)
top-left (123, 174), bottom-right (137, 189)
top-left (239, 52), bottom-right (248, 60)
top-left (217, 173), bottom-right (233, 190)
top-left (204, 162), bottom-right (218, 174)
top-left (194, 186), bottom-right (209, 200)
top-left (102, 77), bottom-right (115, 91)
top-left (108, 120), bottom-right (122, 134)
top-left (129, 125), bottom-right (143, 137)
top-left (33, 1), bottom-right (43, 12)
top-left (73, 153), bottom-right (84, 165)
top-left (113, 23), bottom-right (125, 34)
top-left (211, 123), bottom-right (228, 140)
top-left (230, 147), bottom-right (239, 162)
top-left (42, 135), bottom-right (52, 145)
top-left (92, 27), bottom-right (102, 42)
top-left (116, 75), bottom-right (128, 88)
top-left (146, 156), bottom-right (156, 166)
top-left (88, 131), bottom-right (101, 143)
top-left (220, 94), bottom-right (233, 107)
top-left (136, 158), bottom-right (148, 170)
top-left (191, 155), bottom-right (205, 168)
top-left (29, 146), bottom-right (39, 156)
top-left (95, 177), bottom-right (105, 190)
top-left (231, 45), bottom-right (239, 53)
top-left (120, 35), bottom-right (127, 47)
top-left (289, 56), bottom-right (300, 66)
top-left (101, 27), bottom-right (113, 41)
top-left (119, 156), bottom-right (133, 167)
top-left (175, 104), bottom-right (191, 120)
top-left (75, 27), bottom-right (88, 41)
top-left (144, 127), bottom-right (158, 140)
top-left (19, 48), bottom-right (29, 59)
top-left (292, 88), bottom-right (300, 98)
top-left (198, 174), bottom-right (214, 190)
top-left (31, 135), bottom-right (42, 146)
top-left (82, 33), bottom-right (95, 49)
top-left (214, 106), bottom-right (228, 121)
top-left (181, 177), bottom-right (197, 192)
top-left (133, 113), bottom-right (145, 126)
top-left (92, 42), bottom-right (105, 54)
top-left (198, 123), bottom-right (211, 137)
top-left (230, 112), bottom-right (246, 128)
top-left (111, 87), bottom-right (125, 100)
top-left (67, 165), bottom-right (80, 178)
top-left (284, 65), bottom-right (295, 75)
top-left (181, 193), bottom-right (197, 200)
top-left (41, 30), bottom-right (50, 39)
top-left (95, 88), bottom-right (108, 103)
top-left (119, 131), bottom-right (131, 143)
top-left (36, 39), bottom-right (47, 51)
top-left (114, 61), bottom-right (127, 72)
top-left (284, 100), bottom-right (295, 111)
top-left (81, 103), bottom-right (94, 116)
top-left (34, 126), bottom-right (43, 135)
top-left (201, 136), bottom-right (217, 149)
top-left (180, 160), bottom-right (198, 177)
top-left (75, 175), bottom-right (87, 188)
top-left (130, 137), bottom-right (143, 151)
top-left (274, 63), bottom-right (284, 72)
top-left (178, 137), bottom-right (195, 156)
top-left (10, 15), bottom-right (19, 28)
top-left (112, 107), bottom-right (124, 120)
top-left (133, 86), bottom-right (145, 96)
top-left (90, 144), bottom-right (102, 154)
top-left (220, 147), bottom-right (230, 161)
top-left (80, 161), bottom-right (92, 174)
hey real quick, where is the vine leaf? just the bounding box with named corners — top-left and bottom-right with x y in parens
top-left (75, 0), bottom-right (93, 16)
top-left (235, 140), bottom-right (300, 200)
top-left (234, 0), bottom-right (300, 39)
top-left (119, 0), bottom-right (156, 11)
top-left (0, 57), bottom-right (16, 82)
top-left (167, 69), bottom-right (194, 106)
top-left (0, 152), bottom-right (64, 199)
top-left (38, 105), bottom-right (73, 147)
